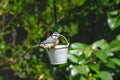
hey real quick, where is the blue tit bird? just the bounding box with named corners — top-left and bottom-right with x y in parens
top-left (40, 32), bottom-right (60, 49)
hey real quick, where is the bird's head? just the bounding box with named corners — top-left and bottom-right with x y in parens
top-left (51, 32), bottom-right (60, 39)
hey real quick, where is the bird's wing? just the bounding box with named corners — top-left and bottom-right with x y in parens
top-left (41, 37), bottom-right (56, 44)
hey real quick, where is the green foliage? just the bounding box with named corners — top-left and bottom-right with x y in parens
top-left (94, 71), bottom-right (113, 80)
top-left (107, 10), bottom-right (120, 30)
top-left (68, 35), bottom-right (120, 80)
top-left (0, 0), bottom-right (120, 80)
top-left (0, 76), bottom-right (3, 80)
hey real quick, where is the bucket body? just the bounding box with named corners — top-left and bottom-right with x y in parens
top-left (47, 45), bottom-right (68, 65)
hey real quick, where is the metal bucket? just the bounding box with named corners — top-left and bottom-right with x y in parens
top-left (47, 35), bottom-right (69, 65)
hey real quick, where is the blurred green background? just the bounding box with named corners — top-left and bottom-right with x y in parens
top-left (0, 0), bottom-right (120, 80)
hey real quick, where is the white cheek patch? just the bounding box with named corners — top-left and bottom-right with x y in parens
top-left (52, 36), bottom-right (58, 39)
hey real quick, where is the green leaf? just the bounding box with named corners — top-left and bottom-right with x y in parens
top-left (69, 50), bottom-right (82, 55)
top-left (110, 58), bottom-right (120, 66)
top-left (115, 0), bottom-right (120, 4)
top-left (94, 71), bottom-right (113, 80)
top-left (69, 43), bottom-right (87, 64)
top-left (68, 54), bottom-right (79, 63)
top-left (80, 76), bottom-right (87, 80)
top-left (94, 50), bottom-right (108, 63)
top-left (89, 64), bottom-right (100, 73)
top-left (75, 65), bottom-right (90, 75)
top-left (70, 43), bottom-right (86, 50)
top-left (11, 64), bottom-right (21, 71)
top-left (77, 54), bottom-right (86, 64)
top-left (107, 17), bottom-right (120, 30)
top-left (71, 0), bottom-right (86, 6)
top-left (106, 60), bottom-right (116, 69)
top-left (0, 76), bottom-right (3, 80)
top-left (110, 40), bottom-right (120, 52)
top-left (107, 10), bottom-right (120, 30)
top-left (68, 53), bottom-right (85, 64)
top-left (116, 34), bottom-right (120, 41)
top-left (84, 46), bottom-right (93, 58)
top-left (92, 39), bottom-right (109, 50)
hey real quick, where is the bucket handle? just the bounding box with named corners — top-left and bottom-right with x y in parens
top-left (59, 34), bottom-right (69, 47)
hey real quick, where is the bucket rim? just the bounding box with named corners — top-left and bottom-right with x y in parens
top-left (54, 44), bottom-right (69, 49)
top-left (47, 44), bottom-right (69, 51)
